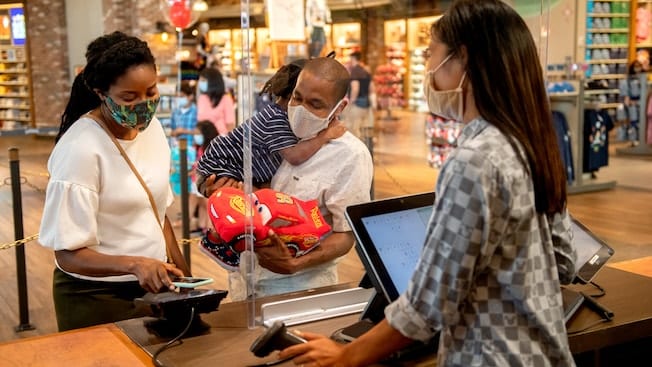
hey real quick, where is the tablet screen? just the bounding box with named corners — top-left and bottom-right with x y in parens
top-left (360, 206), bottom-right (432, 297)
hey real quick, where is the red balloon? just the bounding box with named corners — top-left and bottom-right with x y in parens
top-left (169, 1), bottom-right (191, 29)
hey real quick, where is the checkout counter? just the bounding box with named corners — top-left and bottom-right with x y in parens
top-left (3, 265), bottom-right (652, 366)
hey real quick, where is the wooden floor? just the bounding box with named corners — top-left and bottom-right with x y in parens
top-left (1, 110), bottom-right (651, 342)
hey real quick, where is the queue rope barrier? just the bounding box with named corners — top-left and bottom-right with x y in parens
top-left (0, 161), bottom-right (50, 178)
top-left (0, 151), bottom-right (201, 251)
top-left (0, 234), bottom-right (202, 251)
top-left (0, 175), bottom-right (46, 193)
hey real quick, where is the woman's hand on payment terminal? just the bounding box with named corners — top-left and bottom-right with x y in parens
top-left (131, 258), bottom-right (185, 293)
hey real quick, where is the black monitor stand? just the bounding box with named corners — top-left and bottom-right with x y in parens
top-left (359, 289), bottom-right (388, 324)
top-left (333, 274), bottom-right (439, 361)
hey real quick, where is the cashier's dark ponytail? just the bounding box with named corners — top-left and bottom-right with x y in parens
top-left (56, 31), bottom-right (156, 143)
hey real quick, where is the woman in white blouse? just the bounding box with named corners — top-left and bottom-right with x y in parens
top-left (40, 32), bottom-right (190, 331)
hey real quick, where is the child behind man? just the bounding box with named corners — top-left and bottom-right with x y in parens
top-left (170, 81), bottom-right (198, 145)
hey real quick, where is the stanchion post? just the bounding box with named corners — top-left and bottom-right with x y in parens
top-left (362, 127), bottom-right (375, 200)
top-left (9, 147), bottom-right (35, 332)
top-left (178, 139), bottom-right (191, 270)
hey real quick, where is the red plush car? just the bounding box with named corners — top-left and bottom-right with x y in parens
top-left (252, 189), bottom-right (331, 256)
top-left (203, 187), bottom-right (332, 270)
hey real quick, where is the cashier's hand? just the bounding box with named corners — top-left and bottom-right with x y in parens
top-left (279, 330), bottom-right (347, 366)
top-left (132, 258), bottom-right (184, 293)
top-left (255, 230), bottom-right (300, 274)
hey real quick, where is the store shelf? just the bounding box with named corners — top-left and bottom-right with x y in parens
top-left (589, 74), bottom-right (626, 79)
top-left (598, 103), bottom-right (621, 109)
top-left (586, 59), bottom-right (628, 64)
top-left (407, 48), bottom-right (427, 112)
top-left (587, 13), bottom-right (630, 18)
top-left (583, 1), bottom-right (630, 91)
top-left (586, 44), bottom-right (628, 49)
top-left (0, 116), bottom-right (31, 122)
top-left (0, 44), bottom-right (31, 129)
top-left (0, 69), bottom-right (27, 73)
top-left (549, 91), bottom-right (580, 98)
top-left (584, 89), bottom-right (621, 95)
top-left (587, 28), bottom-right (629, 33)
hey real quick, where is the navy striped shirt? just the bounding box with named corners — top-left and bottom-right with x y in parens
top-left (196, 103), bottom-right (298, 184)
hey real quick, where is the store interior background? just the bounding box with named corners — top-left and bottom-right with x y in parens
top-left (0, 0), bottom-right (651, 342)
top-left (0, 0), bottom-right (619, 129)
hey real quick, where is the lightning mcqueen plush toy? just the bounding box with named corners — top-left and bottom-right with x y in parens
top-left (200, 187), bottom-right (331, 271)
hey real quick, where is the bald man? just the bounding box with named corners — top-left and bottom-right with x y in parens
top-left (228, 57), bottom-right (374, 300)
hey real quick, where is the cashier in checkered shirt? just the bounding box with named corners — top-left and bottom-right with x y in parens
top-left (278, 1), bottom-right (578, 366)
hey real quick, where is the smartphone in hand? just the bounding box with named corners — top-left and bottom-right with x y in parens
top-left (171, 276), bottom-right (214, 288)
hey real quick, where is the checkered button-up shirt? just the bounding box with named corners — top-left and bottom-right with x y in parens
top-left (386, 118), bottom-right (577, 367)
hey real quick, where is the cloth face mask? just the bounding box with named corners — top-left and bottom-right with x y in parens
top-left (423, 53), bottom-right (466, 122)
top-left (104, 95), bottom-right (160, 131)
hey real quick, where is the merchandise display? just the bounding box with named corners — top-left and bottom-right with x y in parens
top-left (232, 28), bottom-right (257, 72)
top-left (207, 29), bottom-right (233, 69)
top-left (584, 108), bottom-right (615, 172)
top-left (330, 22), bottom-right (361, 63)
top-left (205, 28), bottom-right (262, 73)
top-left (385, 44), bottom-right (406, 74)
top-left (373, 63), bottom-right (405, 119)
top-left (383, 19), bottom-right (407, 104)
top-left (549, 79), bottom-right (618, 192)
top-left (584, 0), bottom-right (631, 112)
top-left (425, 114), bottom-right (462, 169)
top-left (552, 111), bottom-right (576, 184)
top-left (406, 16), bottom-right (440, 112)
top-left (408, 48), bottom-right (428, 112)
top-left (0, 3), bottom-right (31, 131)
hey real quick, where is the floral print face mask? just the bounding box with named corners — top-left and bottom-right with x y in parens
top-left (104, 95), bottom-right (160, 131)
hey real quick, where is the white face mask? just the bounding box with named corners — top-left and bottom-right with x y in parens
top-left (193, 134), bottom-right (204, 146)
top-left (423, 53), bottom-right (466, 122)
top-left (288, 100), bottom-right (343, 139)
top-left (198, 80), bottom-right (208, 93)
top-left (176, 96), bottom-right (189, 109)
